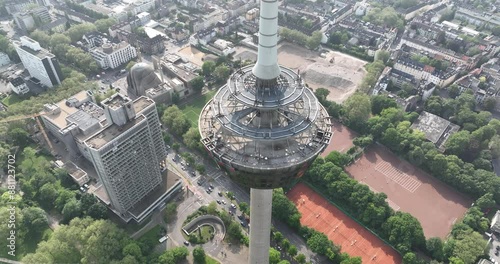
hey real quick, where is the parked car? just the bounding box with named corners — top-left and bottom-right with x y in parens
top-left (183, 241), bottom-right (189, 246)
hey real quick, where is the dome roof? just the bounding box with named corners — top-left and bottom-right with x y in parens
top-left (127, 63), bottom-right (162, 96)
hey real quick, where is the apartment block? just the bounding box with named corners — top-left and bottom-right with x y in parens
top-left (90, 41), bottom-right (137, 69)
top-left (14, 36), bottom-right (63, 87)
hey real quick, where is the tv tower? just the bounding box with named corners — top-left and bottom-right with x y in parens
top-left (198, 0), bottom-right (332, 263)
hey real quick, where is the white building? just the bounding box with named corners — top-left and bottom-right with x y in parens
top-left (90, 41), bottom-right (137, 69)
top-left (14, 36), bottom-right (63, 88)
top-left (8, 77), bottom-right (29, 95)
top-left (0, 52), bottom-right (10, 66)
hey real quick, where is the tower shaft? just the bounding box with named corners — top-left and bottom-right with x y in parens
top-left (249, 188), bottom-right (273, 264)
top-left (252, 0), bottom-right (281, 82)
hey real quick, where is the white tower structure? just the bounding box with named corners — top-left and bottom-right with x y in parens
top-left (199, 0), bottom-right (332, 263)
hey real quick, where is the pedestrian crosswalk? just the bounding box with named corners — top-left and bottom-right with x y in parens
top-left (375, 161), bottom-right (421, 193)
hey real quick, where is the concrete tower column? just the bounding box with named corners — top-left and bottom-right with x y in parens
top-left (252, 0), bottom-right (281, 80)
top-left (249, 188), bottom-right (273, 264)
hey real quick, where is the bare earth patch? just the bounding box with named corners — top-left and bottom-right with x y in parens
top-left (233, 43), bottom-right (367, 104)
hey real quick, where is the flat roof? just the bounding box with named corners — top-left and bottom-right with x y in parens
top-left (129, 168), bottom-right (182, 217)
top-left (85, 115), bottom-right (145, 149)
top-left (42, 91), bottom-right (90, 130)
top-left (102, 93), bottom-right (132, 109)
top-left (411, 111), bottom-right (453, 144)
top-left (65, 162), bottom-right (87, 180)
top-left (15, 42), bottom-right (55, 60)
top-left (133, 96), bottom-right (154, 114)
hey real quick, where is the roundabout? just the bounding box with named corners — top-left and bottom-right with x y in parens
top-left (182, 215), bottom-right (226, 244)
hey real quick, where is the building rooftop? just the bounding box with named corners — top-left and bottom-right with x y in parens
top-left (411, 111), bottom-right (460, 151)
top-left (128, 168), bottom-right (182, 218)
top-left (42, 91), bottom-right (103, 131)
top-left (15, 41), bottom-right (55, 60)
top-left (85, 115), bottom-right (145, 149)
top-left (65, 161), bottom-right (88, 181)
top-left (10, 77), bottom-right (25, 87)
top-left (102, 93), bottom-right (132, 109)
top-left (133, 96), bottom-right (154, 114)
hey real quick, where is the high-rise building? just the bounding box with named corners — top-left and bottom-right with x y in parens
top-left (41, 91), bottom-right (178, 223)
top-left (199, 0), bottom-right (331, 263)
top-left (14, 36), bottom-right (63, 87)
top-left (84, 94), bottom-right (167, 218)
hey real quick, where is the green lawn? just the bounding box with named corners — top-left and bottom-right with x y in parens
top-left (200, 225), bottom-right (214, 242)
top-left (206, 255), bottom-right (220, 264)
top-left (179, 90), bottom-right (216, 127)
top-left (2, 94), bottom-right (25, 106)
top-left (137, 225), bottom-right (162, 242)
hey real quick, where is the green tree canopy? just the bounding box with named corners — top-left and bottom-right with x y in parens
top-left (193, 246), bottom-right (206, 264)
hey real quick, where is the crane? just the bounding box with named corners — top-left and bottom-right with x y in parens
top-left (0, 112), bottom-right (56, 155)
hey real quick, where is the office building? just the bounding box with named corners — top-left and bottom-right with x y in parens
top-left (14, 36), bottom-right (63, 87)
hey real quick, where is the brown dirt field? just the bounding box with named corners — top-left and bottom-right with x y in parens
top-left (233, 43), bottom-right (366, 103)
top-left (345, 145), bottom-right (471, 239)
top-left (178, 46), bottom-right (205, 66)
top-left (322, 120), bottom-right (357, 156)
top-left (288, 183), bottom-right (402, 264)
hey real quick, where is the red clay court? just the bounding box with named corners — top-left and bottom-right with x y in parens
top-left (288, 183), bottom-right (402, 264)
top-left (346, 145), bottom-right (471, 238)
top-left (322, 121), bottom-right (356, 156)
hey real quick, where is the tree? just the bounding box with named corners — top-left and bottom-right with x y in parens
top-left (66, 23), bottom-right (97, 42)
top-left (22, 207), bottom-right (48, 235)
top-left (227, 221), bottom-right (243, 242)
top-left (374, 50), bottom-right (390, 64)
top-left (193, 246), bottom-right (206, 264)
top-left (269, 248), bottom-right (281, 264)
top-left (426, 237), bottom-right (444, 261)
top-left (7, 127), bottom-right (30, 148)
top-left (38, 183), bottom-right (58, 209)
top-left (164, 202), bottom-right (177, 223)
top-left (202, 61), bottom-right (216, 76)
top-left (343, 93), bottom-right (372, 130)
top-left (49, 33), bottom-right (71, 49)
top-left (306, 31), bottom-right (322, 50)
top-left (183, 127), bottom-right (202, 150)
top-left (62, 198), bottom-right (82, 223)
top-left (452, 230), bottom-right (487, 264)
top-left (483, 97), bottom-right (497, 111)
top-left (296, 253), bottom-right (306, 264)
top-left (288, 245), bottom-right (298, 257)
top-left (476, 193), bottom-right (495, 210)
top-left (382, 212), bottom-right (425, 253)
top-left (448, 84), bottom-right (461, 99)
top-left (95, 18), bottom-right (117, 33)
top-left (214, 65), bottom-right (230, 82)
top-left (371, 95), bottom-right (397, 115)
top-left (445, 130), bottom-right (471, 157)
top-left (23, 218), bottom-right (129, 263)
top-left (306, 232), bottom-right (332, 255)
top-left (190, 76), bottom-right (205, 93)
top-left (207, 201), bottom-right (218, 215)
top-left (239, 202), bottom-right (249, 215)
top-left (402, 252), bottom-right (417, 264)
top-left (172, 143), bottom-right (180, 152)
top-left (122, 242), bottom-right (142, 260)
top-left (87, 203), bottom-right (108, 219)
top-left (80, 193), bottom-right (97, 213)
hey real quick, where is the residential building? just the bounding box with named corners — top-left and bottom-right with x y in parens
top-left (0, 52), bottom-right (10, 66)
top-left (39, 18), bottom-right (68, 33)
top-left (13, 12), bottom-right (35, 31)
top-left (8, 77), bottom-right (29, 95)
top-left (90, 41), bottom-right (137, 69)
top-left (84, 94), bottom-right (173, 222)
top-left (14, 36), bottom-right (63, 88)
top-left (455, 7), bottom-right (500, 28)
top-left (411, 111), bottom-right (460, 152)
top-left (41, 91), bottom-right (180, 223)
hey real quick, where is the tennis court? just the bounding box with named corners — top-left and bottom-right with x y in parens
top-left (288, 183), bottom-right (402, 264)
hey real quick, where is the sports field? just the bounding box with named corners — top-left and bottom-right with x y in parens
top-left (346, 145), bottom-right (471, 238)
top-left (179, 90), bottom-right (216, 127)
top-left (322, 120), bottom-right (357, 156)
top-left (288, 183), bottom-right (402, 264)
